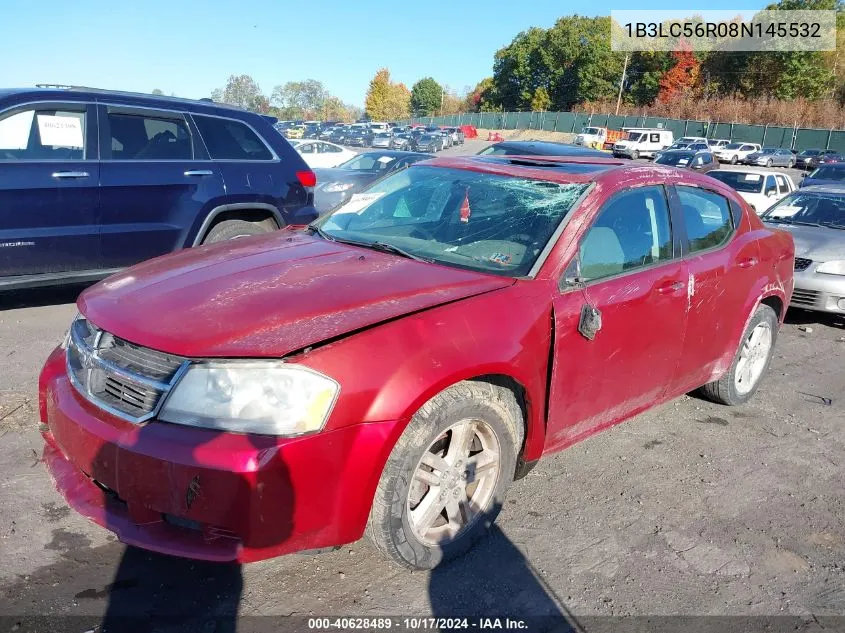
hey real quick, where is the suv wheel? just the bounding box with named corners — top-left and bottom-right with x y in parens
top-left (730, 155), bottom-right (738, 164)
top-left (367, 381), bottom-right (523, 569)
top-left (202, 219), bottom-right (274, 244)
top-left (698, 304), bottom-right (778, 406)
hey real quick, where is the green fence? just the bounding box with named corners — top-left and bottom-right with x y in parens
top-left (407, 110), bottom-right (845, 151)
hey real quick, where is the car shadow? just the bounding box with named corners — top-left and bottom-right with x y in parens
top-left (429, 519), bottom-right (581, 632)
top-left (0, 283), bottom-right (93, 311)
top-left (784, 307), bottom-right (845, 329)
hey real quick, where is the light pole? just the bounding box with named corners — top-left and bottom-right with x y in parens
top-left (615, 53), bottom-right (629, 116)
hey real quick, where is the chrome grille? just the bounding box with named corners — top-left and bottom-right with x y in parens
top-left (66, 317), bottom-right (187, 422)
top-left (794, 258), bottom-right (813, 272)
top-left (791, 289), bottom-right (821, 307)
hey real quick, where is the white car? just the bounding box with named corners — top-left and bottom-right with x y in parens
top-left (288, 139), bottom-right (356, 168)
top-left (709, 139), bottom-right (731, 149)
top-left (714, 142), bottom-right (761, 164)
top-left (708, 169), bottom-right (796, 214)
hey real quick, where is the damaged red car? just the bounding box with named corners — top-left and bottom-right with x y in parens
top-left (39, 155), bottom-right (794, 569)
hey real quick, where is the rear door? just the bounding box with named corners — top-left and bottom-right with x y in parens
top-left (670, 184), bottom-right (761, 392)
top-left (0, 102), bottom-right (99, 277)
top-left (97, 104), bottom-right (225, 269)
top-left (548, 185), bottom-right (689, 448)
top-left (192, 113), bottom-right (306, 225)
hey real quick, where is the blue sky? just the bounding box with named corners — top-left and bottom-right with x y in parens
top-left (1, 0), bottom-right (766, 106)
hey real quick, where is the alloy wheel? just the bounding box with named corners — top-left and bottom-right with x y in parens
top-left (407, 418), bottom-right (501, 545)
top-left (734, 322), bottom-right (773, 395)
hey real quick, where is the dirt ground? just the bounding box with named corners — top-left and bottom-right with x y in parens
top-left (0, 143), bottom-right (843, 632)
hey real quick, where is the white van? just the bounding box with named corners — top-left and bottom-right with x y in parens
top-left (368, 122), bottom-right (390, 134)
top-left (612, 129), bottom-right (674, 159)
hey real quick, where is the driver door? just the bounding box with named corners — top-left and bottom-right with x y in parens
top-left (547, 185), bottom-right (689, 450)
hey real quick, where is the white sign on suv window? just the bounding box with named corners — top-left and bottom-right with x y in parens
top-left (37, 114), bottom-right (83, 148)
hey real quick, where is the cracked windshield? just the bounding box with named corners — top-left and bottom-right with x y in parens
top-left (317, 166), bottom-right (587, 276)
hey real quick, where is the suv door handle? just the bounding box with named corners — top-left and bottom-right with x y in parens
top-left (184, 170), bottom-right (214, 177)
top-left (52, 171), bottom-right (89, 179)
top-left (656, 281), bottom-right (686, 295)
top-left (737, 257), bottom-right (758, 269)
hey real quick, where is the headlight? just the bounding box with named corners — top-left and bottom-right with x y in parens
top-left (816, 260), bottom-right (845, 276)
top-left (159, 362), bottom-right (339, 436)
top-left (322, 182), bottom-right (355, 193)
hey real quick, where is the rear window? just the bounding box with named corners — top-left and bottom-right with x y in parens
top-left (709, 171), bottom-right (765, 193)
top-left (808, 166), bottom-right (845, 180)
top-left (193, 116), bottom-right (273, 161)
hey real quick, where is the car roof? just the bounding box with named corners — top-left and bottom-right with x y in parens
top-left (711, 168), bottom-right (782, 176)
top-left (487, 140), bottom-right (607, 157)
top-left (415, 154), bottom-right (688, 185)
top-left (2, 85), bottom-right (262, 118)
top-left (799, 184), bottom-right (845, 193)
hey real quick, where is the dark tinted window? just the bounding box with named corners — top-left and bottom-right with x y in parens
top-left (107, 113), bottom-right (191, 160)
top-left (0, 107), bottom-right (86, 160)
top-left (194, 116), bottom-right (273, 161)
top-left (808, 165), bottom-right (845, 180)
top-left (677, 186), bottom-right (733, 252)
top-left (579, 186), bottom-right (673, 281)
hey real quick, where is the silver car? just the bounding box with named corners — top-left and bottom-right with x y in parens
top-left (761, 185), bottom-right (845, 314)
top-left (371, 132), bottom-right (393, 148)
top-left (743, 147), bottom-right (796, 168)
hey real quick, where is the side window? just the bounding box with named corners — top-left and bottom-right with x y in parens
top-left (107, 112), bottom-right (191, 160)
top-left (578, 186), bottom-right (673, 282)
top-left (692, 155), bottom-right (704, 166)
top-left (193, 115), bottom-right (273, 161)
top-left (676, 186), bottom-right (734, 253)
top-left (775, 175), bottom-right (789, 194)
top-left (650, 133), bottom-right (660, 142)
top-left (299, 143), bottom-right (315, 154)
top-left (764, 175), bottom-right (777, 195)
top-left (322, 143), bottom-right (341, 153)
top-left (0, 107), bottom-right (86, 160)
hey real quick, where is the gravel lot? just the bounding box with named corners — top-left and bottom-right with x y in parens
top-left (0, 140), bottom-right (843, 632)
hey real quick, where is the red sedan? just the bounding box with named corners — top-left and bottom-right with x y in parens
top-left (39, 155), bottom-right (794, 569)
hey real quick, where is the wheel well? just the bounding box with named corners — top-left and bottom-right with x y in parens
top-left (202, 209), bottom-right (280, 240)
top-left (469, 374), bottom-right (532, 476)
top-left (761, 295), bottom-right (785, 322)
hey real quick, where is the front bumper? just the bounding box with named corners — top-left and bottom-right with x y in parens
top-left (790, 270), bottom-right (845, 313)
top-left (39, 347), bottom-right (401, 563)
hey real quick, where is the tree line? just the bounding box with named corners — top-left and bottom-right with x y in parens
top-left (466, 0), bottom-right (845, 127)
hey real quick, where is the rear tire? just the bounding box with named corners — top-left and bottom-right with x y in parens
top-left (201, 219), bottom-right (273, 245)
top-left (367, 381), bottom-right (524, 569)
top-left (766, 158), bottom-right (773, 167)
top-left (698, 304), bottom-right (778, 406)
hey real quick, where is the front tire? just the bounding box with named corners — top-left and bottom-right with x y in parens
top-left (730, 155), bottom-right (738, 164)
top-left (367, 381), bottom-right (523, 569)
top-left (698, 304), bottom-right (778, 406)
top-left (766, 158), bottom-right (773, 167)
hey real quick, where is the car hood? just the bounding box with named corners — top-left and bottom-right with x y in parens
top-left (763, 223), bottom-right (845, 260)
top-left (78, 233), bottom-right (513, 358)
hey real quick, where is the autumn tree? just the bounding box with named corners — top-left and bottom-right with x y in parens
top-left (271, 79), bottom-right (329, 119)
top-left (364, 69), bottom-right (411, 120)
top-left (466, 77), bottom-right (498, 111)
top-left (530, 87), bottom-right (551, 111)
top-left (657, 44), bottom-right (700, 103)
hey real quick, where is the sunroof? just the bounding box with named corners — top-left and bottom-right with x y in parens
top-left (473, 155), bottom-right (619, 174)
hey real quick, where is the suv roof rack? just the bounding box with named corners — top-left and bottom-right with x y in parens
top-left (34, 84), bottom-right (245, 110)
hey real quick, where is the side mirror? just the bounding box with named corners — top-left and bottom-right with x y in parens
top-left (766, 189), bottom-right (777, 197)
top-left (559, 257), bottom-right (584, 292)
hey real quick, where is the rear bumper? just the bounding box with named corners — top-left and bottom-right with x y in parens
top-left (39, 347), bottom-right (402, 563)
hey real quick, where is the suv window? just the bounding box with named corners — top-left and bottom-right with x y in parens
top-left (677, 186), bottom-right (733, 253)
top-left (194, 116), bottom-right (273, 161)
top-left (107, 113), bottom-right (192, 160)
top-left (579, 186), bottom-right (673, 282)
top-left (0, 107), bottom-right (86, 160)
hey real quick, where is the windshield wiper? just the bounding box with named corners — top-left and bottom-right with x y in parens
top-left (765, 217), bottom-right (821, 227)
top-left (306, 223), bottom-right (335, 241)
top-left (367, 241), bottom-right (434, 263)
top-left (820, 221), bottom-right (845, 230)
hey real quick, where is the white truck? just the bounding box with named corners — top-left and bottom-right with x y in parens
top-left (611, 129), bottom-right (674, 159)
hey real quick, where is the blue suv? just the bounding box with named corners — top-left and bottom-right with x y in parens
top-left (0, 86), bottom-right (318, 290)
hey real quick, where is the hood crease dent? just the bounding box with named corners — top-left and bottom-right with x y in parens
top-left (78, 232), bottom-right (515, 358)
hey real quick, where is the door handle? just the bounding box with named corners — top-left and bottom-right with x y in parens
top-left (52, 171), bottom-right (89, 179)
top-left (737, 257), bottom-right (758, 269)
top-left (656, 281), bottom-right (686, 295)
top-left (184, 170), bottom-right (214, 177)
